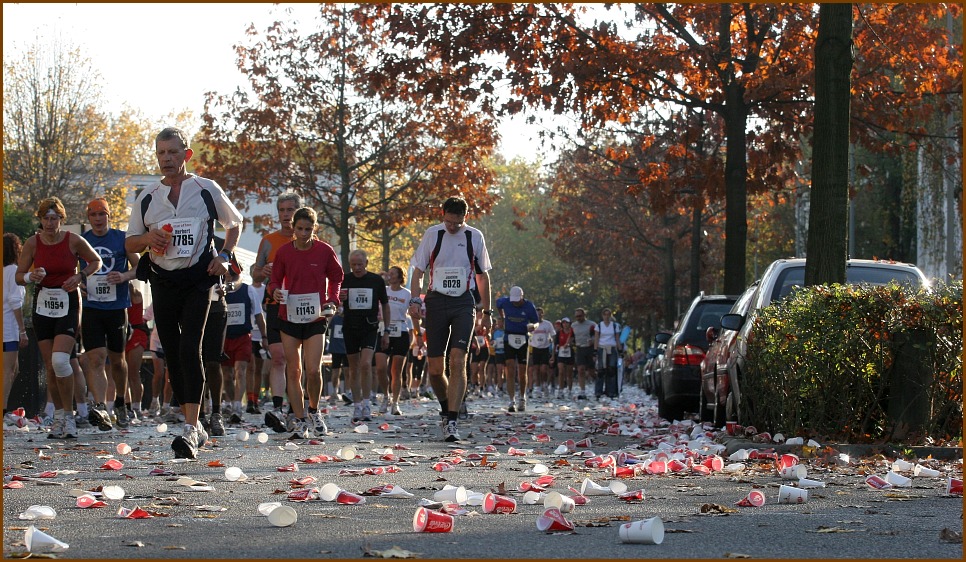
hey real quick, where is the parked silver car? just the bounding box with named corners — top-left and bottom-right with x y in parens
top-left (718, 258), bottom-right (930, 425)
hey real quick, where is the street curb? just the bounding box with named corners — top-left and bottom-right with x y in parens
top-left (719, 436), bottom-right (963, 461)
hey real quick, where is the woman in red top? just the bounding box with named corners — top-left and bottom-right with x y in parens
top-left (554, 317), bottom-right (576, 399)
top-left (267, 207), bottom-right (343, 439)
top-left (124, 281), bottom-right (148, 422)
top-left (16, 197), bottom-right (101, 439)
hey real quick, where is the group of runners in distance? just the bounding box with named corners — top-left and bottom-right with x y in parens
top-left (3, 126), bottom-right (625, 459)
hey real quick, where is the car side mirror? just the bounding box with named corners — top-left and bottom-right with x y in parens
top-left (719, 314), bottom-right (744, 331)
top-left (654, 332), bottom-right (672, 344)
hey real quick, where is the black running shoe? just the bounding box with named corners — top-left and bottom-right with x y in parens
top-left (209, 413), bottom-right (226, 437)
top-left (89, 404), bottom-right (113, 431)
top-left (265, 409), bottom-right (287, 433)
top-left (444, 421), bottom-right (460, 442)
top-left (172, 424), bottom-right (206, 459)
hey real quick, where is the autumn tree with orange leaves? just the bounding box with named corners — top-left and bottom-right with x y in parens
top-left (364, 3), bottom-right (960, 298)
top-left (196, 4), bottom-right (499, 267)
top-left (544, 112), bottom-right (728, 328)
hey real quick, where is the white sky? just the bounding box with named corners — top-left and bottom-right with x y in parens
top-left (2, 2), bottom-right (547, 162)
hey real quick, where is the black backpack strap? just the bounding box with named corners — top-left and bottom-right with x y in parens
top-left (140, 193), bottom-right (152, 227)
top-left (199, 187), bottom-right (218, 254)
top-left (465, 230), bottom-right (479, 273)
top-left (428, 228), bottom-right (446, 271)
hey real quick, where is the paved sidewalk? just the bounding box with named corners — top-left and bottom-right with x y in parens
top-left (2, 387), bottom-right (962, 559)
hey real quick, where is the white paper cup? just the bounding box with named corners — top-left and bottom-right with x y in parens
top-left (353, 424), bottom-right (369, 434)
top-left (284, 442), bottom-right (300, 451)
top-left (116, 443), bottom-right (132, 455)
top-left (277, 289), bottom-right (289, 304)
top-left (102, 485), bottom-right (125, 500)
top-left (531, 463), bottom-right (549, 475)
top-left (319, 482), bottom-right (342, 502)
top-left (522, 490), bottom-right (545, 504)
top-left (156, 423), bottom-right (168, 433)
top-left (608, 480), bottom-right (628, 494)
top-left (257, 501), bottom-right (282, 516)
top-left (780, 465), bottom-right (807, 480)
top-left (19, 505), bottom-right (57, 520)
top-left (433, 485), bottom-right (467, 504)
top-left (268, 505), bottom-right (298, 527)
top-left (544, 491), bottom-right (576, 513)
top-left (619, 516), bottom-right (664, 545)
top-left (891, 459), bottom-right (914, 472)
top-left (225, 466), bottom-right (248, 481)
top-left (236, 430), bottom-right (250, 442)
top-left (580, 477), bottom-right (612, 496)
top-left (797, 477), bottom-right (825, 489)
top-left (884, 471), bottom-right (912, 487)
top-left (913, 464), bottom-right (941, 478)
top-left (778, 484), bottom-right (808, 504)
top-left (337, 445), bottom-right (357, 460)
top-left (464, 491), bottom-right (485, 506)
top-left (24, 526), bottom-right (68, 552)
top-left (257, 432), bottom-right (269, 444)
top-left (728, 449), bottom-right (750, 460)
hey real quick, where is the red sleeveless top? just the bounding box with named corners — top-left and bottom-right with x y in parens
top-left (127, 299), bottom-right (144, 325)
top-left (34, 232), bottom-right (77, 288)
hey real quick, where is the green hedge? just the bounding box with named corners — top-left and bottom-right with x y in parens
top-left (742, 280), bottom-right (962, 444)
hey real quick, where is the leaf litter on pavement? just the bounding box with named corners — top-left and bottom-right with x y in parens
top-left (1, 385), bottom-right (961, 558)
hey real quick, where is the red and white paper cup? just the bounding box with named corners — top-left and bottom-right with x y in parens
top-left (946, 477), bottom-right (963, 496)
top-left (865, 474), bottom-right (893, 490)
top-left (482, 493), bottom-right (517, 514)
top-left (413, 507), bottom-right (454, 533)
top-left (702, 455), bottom-right (724, 472)
top-left (75, 495), bottom-right (107, 509)
top-left (619, 516), bottom-right (665, 545)
top-left (780, 465), bottom-right (807, 480)
top-left (776, 453), bottom-right (799, 471)
top-left (335, 490), bottom-right (366, 505)
top-left (535, 507), bottom-right (574, 532)
top-left (735, 489), bottom-right (766, 507)
top-left (777, 484), bottom-right (808, 504)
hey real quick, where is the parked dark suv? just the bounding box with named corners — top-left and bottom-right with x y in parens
top-left (653, 293), bottom-right (738, 421)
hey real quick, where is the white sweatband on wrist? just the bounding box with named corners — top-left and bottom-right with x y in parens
top-left (51, 352), bottom-right (73, 378)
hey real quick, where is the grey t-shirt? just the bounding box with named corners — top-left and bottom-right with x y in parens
top-left (571, 320), bottom-right (597, 347)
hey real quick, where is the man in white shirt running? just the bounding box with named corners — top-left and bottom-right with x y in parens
top-left (408, 196), bottom-right (492, 442)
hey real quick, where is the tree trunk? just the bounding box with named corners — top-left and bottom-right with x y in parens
top-left (690, 195), bottom-right (702, 299)
top-left (720, 3), bottom-right (749, 295)
top-left (805, 4), bottom-right (853, 286)
top-left (722, 99), bottom-right (749, 294)
top-left (663, 235), bottom-right (676, 327)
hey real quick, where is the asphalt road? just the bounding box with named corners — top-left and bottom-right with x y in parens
top-left (2, 387), bottom-right (962, 559)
